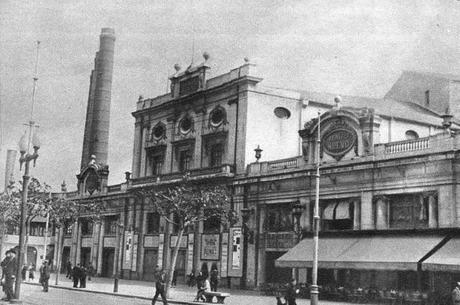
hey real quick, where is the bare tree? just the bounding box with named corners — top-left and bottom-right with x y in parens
top-left (141, 176), bottom-right (236, 296)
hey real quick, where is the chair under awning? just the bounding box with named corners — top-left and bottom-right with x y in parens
top-left (422, 237), bottom-right (460, 272)
top-left (275, 234), bottom-right (446, 271)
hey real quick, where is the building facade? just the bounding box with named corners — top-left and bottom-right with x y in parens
top-left (61, 30), bottom-right (460, 294)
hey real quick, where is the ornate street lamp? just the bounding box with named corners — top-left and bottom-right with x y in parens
top-left (254, 145), bottom-right (262, 162)
top-left (15, 41), bottom-right (41, 301)
top-left (291, 200), bottom-right (304, 241)
top-left (113, 219), bottom-right (124, 292)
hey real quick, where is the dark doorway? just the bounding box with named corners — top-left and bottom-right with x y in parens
top-left (265, 251), bottom-right (291, 283)
top-left (101, 248), bottom-right (115, 277)
top-left (80, 247), bottom-right (91, 268)
top-left (143, 249), bottom-right (158, 281)
top-left (201, 262), bottom-right (209, 279)
top-left (61, 247), bottom-right (70, 272)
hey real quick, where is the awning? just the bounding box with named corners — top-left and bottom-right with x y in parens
top-left (422, 237), bottom-right (460, 272)
top-left (322, 204), bottom-right (336, 220)
top-left (276, 235), bottom-right (445, 271)
top-left (335, 202), bottom-right (350, 220)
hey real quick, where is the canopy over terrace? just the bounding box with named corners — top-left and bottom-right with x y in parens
top-left (422, 237), bottom-right (460, 272)
top-left (275, 234), bottom-right (447, 270)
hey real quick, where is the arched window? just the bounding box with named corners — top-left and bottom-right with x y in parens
top-left (405, 130), bottom-right (419, 140)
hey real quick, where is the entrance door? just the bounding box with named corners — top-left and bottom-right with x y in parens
top-left (143, 249), bottom-right (158, 281)
top-left (101, 248), bottom-right (115, 277)
top-left (80, 247), bottom-right (91, 268)
top-left (61, 247), bottom-right (71, 272)
top-left (265, 251), bottom-right (291, 283)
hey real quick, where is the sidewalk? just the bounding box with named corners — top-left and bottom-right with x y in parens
top-left (23, 273), bottom-right (378, 305)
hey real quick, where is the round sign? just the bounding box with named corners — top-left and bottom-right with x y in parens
top-left (322, 127), bottom-right (356, 160)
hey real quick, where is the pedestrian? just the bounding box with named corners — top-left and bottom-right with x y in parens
top-left (152, 268), bottom-right (168, 305)
top-left (453, 282), bottom-right (460, 305)
top-left (210, 268), bottom-right (218, 292)
top-left (39, 260), bottom-right (50, 292)
top-left (28, 264), bottom-right (35, 282)
top-left (66, 260), bottom-right (72, 279)
top-left (72, 264), bottom-right (80, 288)
top-left (87, 263), bottom-right (94, 281)
top-left (1, 249), bottom-right (18, 301)
top-left (21, 264), bottom-right (27, 281)
top-left (195, 273), bottom-right (210, 302)
top-left (79, 265), bottom-right (87, 288)
top-left (187, 270), bottom-right (195, 287)
top-left (284, 278), bottom-right (299, 305)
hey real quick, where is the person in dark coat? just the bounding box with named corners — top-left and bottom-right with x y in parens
top-left (284, 278), bottom-right (299, 305)
top-left (72, 264), bottom-right (80, 288)
top-left (66, 260), bottom-right (72, 279)
top-left (152, 269), bottom-right (168, 305)
top-left (1, 249), bottom-right (18, 301)
top-left (21, 265), bottom-right (27, 281)
top-left (79, 265), bottom-right (87, 288)
top-left (210, 268), bottom-right (218, 292)
top-left (39, 260), bottom-right (50, 292)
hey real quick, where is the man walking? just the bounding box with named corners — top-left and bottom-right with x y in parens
top-left (284, 278), bottom-right (299, 305)
top-left (39, 260), bottom-right (50, 292)
top-left (210, 268), bottom-right (219, 292)
top-left (152, 268), bottom-right (168, 305)
top-left (66, 260), bottom-right (72, 279)
top-left (72, 264), bottom-right (81, 288)
top-left (1, 249), bottom-right (17, 301)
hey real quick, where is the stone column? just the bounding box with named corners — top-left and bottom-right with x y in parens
top-left (139, 123), bottom-right (148, 177)
top-left (360, 192), bottom-right (374, 230)
top-left (97, 219), bottom-right (105, 275)
top-left (131, 122), bottom-right (142, 178)
top-left (353, 199), bottom-right (361, 230)
top-left (428, 194), bottom-right (438, 228)
top-left (375, 196), bottom-right (388, 230)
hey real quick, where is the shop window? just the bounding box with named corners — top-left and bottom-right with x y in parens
top-left (264, 205), bottom-right (293, 232)
top-left (388, 193), bottom-right (436, 229)
top-left (203, 210), bottom-right (221, 233)
top-left (146, 212), bottom-right (161, 234)
top-left (321, 200), bottom-right (355, 231)
top-left (104, 215), bottom-right (119, 235)
top-left (80, 218), bottom-right (93, 236)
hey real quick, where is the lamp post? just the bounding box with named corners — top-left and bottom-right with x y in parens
top-left (15, 40), bottom-right (41, 301)
top-left (113, 220), bottom-right (124, 293)
top-left (291, 200), bottom-right (304, 242)
top-left (310, 112), bottom-right (321, 305)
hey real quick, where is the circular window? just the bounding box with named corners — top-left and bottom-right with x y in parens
top-left (210, 108), bottom-right (225, 127)
top-left (274, 107), bottom-right (291, 119)
top-left (405, 130), bottom-right (419, 140)
top-left (152, 124), bottom-right (165, 140)
top-left (180, 117), bottom-right (193, 134)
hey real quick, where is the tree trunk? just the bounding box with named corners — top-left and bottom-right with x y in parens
top-left (55, 226), bottom-right (64, 285)
top-left (165, 228), bottom-right (184, 298)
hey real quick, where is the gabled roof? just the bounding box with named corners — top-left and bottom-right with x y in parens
top-left (292, 89), bottom-right (442, 126)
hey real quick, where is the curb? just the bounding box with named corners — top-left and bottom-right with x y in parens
top-left (23, 282), bottom-right (202, 305)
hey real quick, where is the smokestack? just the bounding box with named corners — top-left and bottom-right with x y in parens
top-left (4, 149), bottom-right (17, 191)
top-left (80, 28), bottom-right (115, 169)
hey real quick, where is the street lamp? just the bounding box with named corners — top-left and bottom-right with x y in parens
top-left (113, 219), bottom-right (124, 293)
top-left (291, 200), bottom-right (304, 242)
top-left (15, 40), bottom-right (41, 301)
top-left (15, 124), bottom-right (40, 299)
top-left (310, 112), bottom-right (321, 305)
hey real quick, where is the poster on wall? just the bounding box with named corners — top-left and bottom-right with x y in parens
top-left (123, 230), bottom-right (133, 269)
top-left (220, 232), bottom-right (228, 277)
top-left (131, 234), bottom-right (138, 271)
top-left (201, 234), bottom-right (220, 260)
top-left (231, 228), bottom-right (242, 268)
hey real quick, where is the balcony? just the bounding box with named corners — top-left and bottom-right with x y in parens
top-left (131, 164), bottom-right (234, 187)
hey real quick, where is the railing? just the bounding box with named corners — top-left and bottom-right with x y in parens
top-left (383, 137), bottom-right (430, 154)
top-left (265, 232), bottom-right (296, 249)
top-left (131, 164), bottom-right (234, 185)
top-left (107, 184), bottom-right (122, 192)
top-left (268, 157), bottom-right (299, 170)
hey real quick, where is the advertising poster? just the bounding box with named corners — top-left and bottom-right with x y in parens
top-left (201, 234), bottom-right (220, 260)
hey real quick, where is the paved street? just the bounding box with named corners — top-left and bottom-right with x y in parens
top-left (0, 273), bottom-right (379, 305)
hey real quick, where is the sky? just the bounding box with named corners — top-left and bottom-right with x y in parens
top-left (1, 0), bottom-right (460, 192)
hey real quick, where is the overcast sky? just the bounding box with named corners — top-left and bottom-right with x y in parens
top-left (1, 0), bottom-right (460, 191)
